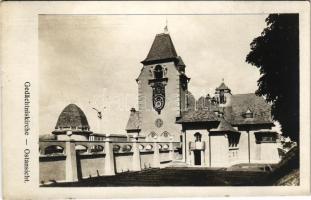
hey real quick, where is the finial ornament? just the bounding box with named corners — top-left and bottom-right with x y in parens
top-left (222, 78), bottom-right (224, 83)
top-left (164, 17), bottom-right (169, 34)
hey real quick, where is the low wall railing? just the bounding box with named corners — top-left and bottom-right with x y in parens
top-left (39, 139), bottom-right (180, 183)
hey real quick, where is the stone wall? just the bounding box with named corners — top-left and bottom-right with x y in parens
top-left (238, 131), bottom-right (250, 163)
top-left (39, 155), bottom-right (66, 184)
top-left (78, 153), bottom-right (106, 179)
top-left (115, 153), bottom-right (133, 173)
top-left (39, 140), bottom-right (179, 184)
top-left (209, 134), bottom-right (229, 167)
top-left (140, 152), bottom-right (154, 169)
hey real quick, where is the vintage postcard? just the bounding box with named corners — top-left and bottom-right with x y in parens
top-left (1, 1), bottom-right (310, 199)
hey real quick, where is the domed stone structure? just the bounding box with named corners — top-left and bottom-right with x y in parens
top-left (52, 104), bottom-right (92, 141)
top-left (55, 104), bottom-right (90, 130)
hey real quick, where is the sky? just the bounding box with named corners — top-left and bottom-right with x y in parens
top-left (39, 14), bottom-right (268, 135)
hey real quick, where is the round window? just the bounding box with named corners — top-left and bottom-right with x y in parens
top-left (155, 118), bottom-right (163, 128)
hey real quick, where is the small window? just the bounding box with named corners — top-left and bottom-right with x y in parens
top-left (262, 136), bottom-right (276, 142)
top-left (255, 132), bottom-right (277, 143)
top-left (194, 132), bottom-right (202, 142)
top-left (154, 65), bottom-right (163, 79)
top-left (243, 109), bottom-right (253, 118)
top-left (228, 134), bottom-right (240, 147)
top-left (219, 90), bottom-right (226, 104)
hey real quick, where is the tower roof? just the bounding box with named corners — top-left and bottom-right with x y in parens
top-left (216, 81), bottom-right (230, 91)
top-left (125, 108), bottom-right (141, 131)
top-left (142, 33), bottom-right (178, 64)
top-left (55, 104), bottom-right (90, 130)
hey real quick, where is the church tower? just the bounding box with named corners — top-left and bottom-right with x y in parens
top-left (126, 29), bottom-right (190, 142)
top-left (214, 79), bottom-right (232, 107)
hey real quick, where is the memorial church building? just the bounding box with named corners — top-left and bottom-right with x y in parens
top-left (126, 29), bottom-right (280, 167)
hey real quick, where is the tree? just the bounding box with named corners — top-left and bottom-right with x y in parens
top-left (246, 14), bottom-right (299, 142)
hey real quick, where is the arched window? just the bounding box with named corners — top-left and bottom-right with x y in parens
top-left (163, 144), bottom-right (169, 150)
top-left (194, 132), bottom-right (202, 142)
top-left (162, 131), bottom-right (170, 138)
top-left (219, 90), bottom-right (226, 104)
top-left (154, 65), bottom-right (163, 79)
top-left (90, 145), bottom-right (104, 153)
top-left (122, 145), bottom-right (132, 152)
top-left (75, 145), bottom-right (88, 154)
top-left (149, 131), bottom-right (157, 138)
top-left (145, 144), bottom-right (153, 150)
top-left (113, 145), bottom-right (121, 152)
top-left (139, 145), bottom-right (144, 150)
top-left (44, 145), bottom-right (64, 155)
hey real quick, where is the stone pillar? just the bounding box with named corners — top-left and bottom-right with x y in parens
top-left (132, 136), bottom-right (141, 171)
top-left (65, 141), bottom-right (78, 182)
top-left (169, 137), bottom-right (174, 161)
top-left (188, 142), bottom-right (192, 165)
top-left (104, 137), bottom-right (115, 176)
top-left (153, 137), bottom-right (160, 168)
top-left (201, 150), bottom-right (205, 166)
top-left (190, 151), bottom-right (194, 166)
top-left (247, 130), bottom-right (251, 163)
top-left (182, 131), bottom-right (186, 162)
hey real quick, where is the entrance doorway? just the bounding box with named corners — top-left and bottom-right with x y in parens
top-left (193, 150), bottom-right (201, 165)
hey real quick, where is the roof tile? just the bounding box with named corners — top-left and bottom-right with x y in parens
top-left (176, 110), bottom-right (218, 123)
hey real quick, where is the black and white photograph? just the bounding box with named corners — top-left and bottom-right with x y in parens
top-left (38, 13), bottom-right (299, 187)
top-left (1, 1), bottom-right (310, 199)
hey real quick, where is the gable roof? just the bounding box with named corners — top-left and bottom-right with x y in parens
top-left (176, 110), bottom-right (218, 123)
top-left (227, 93), bottom-right (273, 125)
top-left (142, 33), bottom-right (178, 64)
top-left (210, 119), bottom-right (238, 132)
top-left (125, 110), bottom-right (141, 131)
